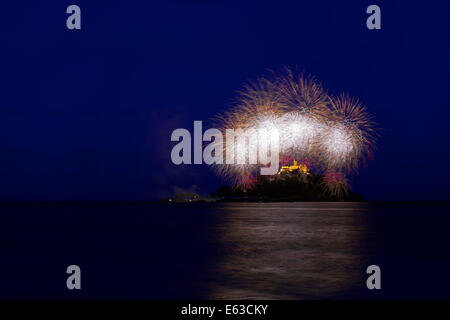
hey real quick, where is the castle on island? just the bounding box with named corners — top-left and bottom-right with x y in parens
top-left (277, 160), bottom-right (310, 175)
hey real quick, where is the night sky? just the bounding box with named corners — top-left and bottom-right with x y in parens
top-left (1, 1), bottom-right (449, 201)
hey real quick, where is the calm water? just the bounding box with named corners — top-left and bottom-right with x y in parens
top-left (1, 202), bottom-right (450, 299)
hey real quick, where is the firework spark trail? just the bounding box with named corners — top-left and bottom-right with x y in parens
top-left (321, 170), bottom-right (349, 200)
top-left (210, 68), bottom-right (377, 197)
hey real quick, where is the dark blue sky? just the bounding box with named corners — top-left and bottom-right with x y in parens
top-left (0, 1), bottom-right (449, 200)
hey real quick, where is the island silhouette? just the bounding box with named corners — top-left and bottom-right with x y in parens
top-left (167, 161), bottom-right (364, 202)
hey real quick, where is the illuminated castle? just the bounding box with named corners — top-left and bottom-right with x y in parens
top-left (277, 160), bottom-right (310, 175)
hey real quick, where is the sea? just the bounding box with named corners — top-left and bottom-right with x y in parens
top-left (1, 201), bottom-right (449, 299)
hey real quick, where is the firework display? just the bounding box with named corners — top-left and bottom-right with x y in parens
top-left (211, 68), bottom-right (377, 196)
